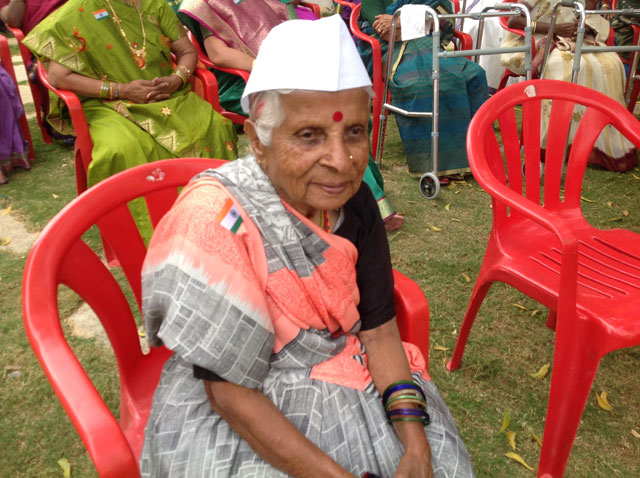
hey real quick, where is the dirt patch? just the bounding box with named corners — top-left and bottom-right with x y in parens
top-left (0, 213), bottom-right (38, 255)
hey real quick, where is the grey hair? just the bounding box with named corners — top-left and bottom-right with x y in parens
top-left (248, 86), bottom-right (375, 147)
top-left (248, 89), bottom-right (293, 147)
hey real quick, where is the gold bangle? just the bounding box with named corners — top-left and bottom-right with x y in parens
top-left (99, 80), bottom-right (109, 99)
top-left (531, 20), bottom-right (537, 33)
top-left (174, 70), bottom-right (188, 87)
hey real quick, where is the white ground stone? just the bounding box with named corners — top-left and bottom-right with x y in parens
top-left (0, 213), bottom-right (38, 254)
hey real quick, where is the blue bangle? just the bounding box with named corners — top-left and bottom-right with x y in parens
top-left (387, 408), bottom-right (431, 425)
top-left (382, 381), bottom-right (426, 406)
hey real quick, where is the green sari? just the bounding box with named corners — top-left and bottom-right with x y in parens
top-left (24, 0), bottom-right (238, 237)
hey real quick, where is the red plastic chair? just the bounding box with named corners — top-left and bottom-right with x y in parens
top-left (22, 157), bottom-right (431, 477)
top-left (349, 3), bottom-right (472, 161)
top-left (0, 33), bottom-right (35, 161)
top-left (7, 26), bottom-right (53, 144)
top-left (446, 79), bottom-right (640, 478)
top-left (187, 31), bottom-right (250, 126)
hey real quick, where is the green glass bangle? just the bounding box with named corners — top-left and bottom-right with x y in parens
top-left (385, 395), bottom-right (427, 411)
top-left (382, 380), bottom-right (426, 405)
top-left (389, 417), bottom-right (427, 423)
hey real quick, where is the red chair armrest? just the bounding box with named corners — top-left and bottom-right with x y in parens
top-left (23, 267), bottom-right (138, 478)
top-left (499, 16), bottom-right (537, 54)
top-left (454, 30), bottom-right (473, 51)
top-left (393, 269), bottom-right (430, 368)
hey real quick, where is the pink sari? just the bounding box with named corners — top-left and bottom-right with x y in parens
top-left (178, 0), bottom-right (316, 56)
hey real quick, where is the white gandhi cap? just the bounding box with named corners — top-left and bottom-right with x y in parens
top-left (240, 14), bottom-right (372, 113)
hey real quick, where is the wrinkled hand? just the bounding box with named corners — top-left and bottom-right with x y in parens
top-left (373, 14), bottom-right (399, 42)
top-left (554, 20), bottom-right (579, 38)
top-left (145, 75), bottom-right (182, 102)
top-left (121, 76), bottom-right (181, 104)
top-left (394, 452), bottom-right (433, 478)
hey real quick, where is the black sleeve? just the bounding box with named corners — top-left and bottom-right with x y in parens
top-left (334, 183), bottom-right (396, 330)
top-left (193, 364), bottom-right (227, 382)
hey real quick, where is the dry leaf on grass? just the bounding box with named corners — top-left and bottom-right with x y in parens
top-left (434, 345), bottom-right (449, 352)
top-left (1, 205), bottom-right (10, 216)
top-left (595, 391), bottom-right (613, 411)
top-left (530, 363), bottom-right (550, 380)
top-left (530, 309), bottom-right (539, 317)
top-left (445, 204), bottom-right (451, 211)
top-left (631, 429), bottom-right (640, 439)
top-left (530, 431), bottom-right (542, 447)
top-left (581, 196), bottom-right (594, 203)
top-left (429, 225), bottom-right (441, 232)
top-left (57, 458), bottom-right (71, 478)
top-left (1, 237), bottom-right (11, 247)
top-left (461, 272), bottom-right (471, 283)
top-left (513, 303), bottom-right (527, 311)
top-left (505, 452), bottom-right (534, 471)
top-left (500, 411), bottom-right (511, 432)
top-left (506, 430), bottom-right (517, 451)
top-left (52, 194), bottom-right (60, 199)
top-left (607, 201), bottom-right (613, 207)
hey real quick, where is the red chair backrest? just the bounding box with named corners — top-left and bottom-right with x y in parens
top-left (22, 158), bottom-right (228, 478)
top-left (467, 79), bottom-right (640, 228)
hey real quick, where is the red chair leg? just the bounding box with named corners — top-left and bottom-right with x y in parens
top-left (545, 310), bottom-right (557, 330)
top-left (627, 78), bottom-right (640, 113)
top-left (446, 279), bottom-right (493, 371)
top-left (498, 70), bottom-right (511, 91)
top-left (537, 326), bottom-right (601, 478)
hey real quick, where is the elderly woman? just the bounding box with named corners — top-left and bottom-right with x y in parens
top-left (501, 0), bottom-right (638, 172)
top-left (176, 0), bottom-right (405, 229)
top-left (23, 0), bottom-right (237, 235)
top-left (358, 0), bottom-right (488, 177)
top-left (140, 15), bottom-right (473, 478)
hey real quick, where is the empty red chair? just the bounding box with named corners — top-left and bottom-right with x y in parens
top-left (22, 158), bottom-right (431, 477)
top-left (447, 79), bottom-right (640, 477)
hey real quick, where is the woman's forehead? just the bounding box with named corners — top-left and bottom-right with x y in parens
top-left (280, 89), bottom-right (370, 120)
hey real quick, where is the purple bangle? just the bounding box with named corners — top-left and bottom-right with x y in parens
top-left (387, 408), bottom-right (425, 417)
top-left (382, 381), bottom-right (426, 406)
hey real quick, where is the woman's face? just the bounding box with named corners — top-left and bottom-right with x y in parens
top-left (249, 88), bottom-right (370, 217)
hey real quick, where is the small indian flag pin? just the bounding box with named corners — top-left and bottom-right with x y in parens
top-left (93, 8), bottom-right (109, 20)
top-left (216, 198), bottom-right (243, 233)
top-left (234, 0), bottom-right (243, 4)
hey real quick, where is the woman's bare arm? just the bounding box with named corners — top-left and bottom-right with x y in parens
top-left (203, 35), bottom-right (254, 71)
top-left (204, 380), bottom-right (355, 478)
top-left (358, 319), bottom-right (433, 478)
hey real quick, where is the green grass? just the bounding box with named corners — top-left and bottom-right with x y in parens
top-left (1, 105), bottom-right (639, 477)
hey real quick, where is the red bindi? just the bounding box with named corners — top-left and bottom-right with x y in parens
top-left (332, 111), bottom-right (343, 122)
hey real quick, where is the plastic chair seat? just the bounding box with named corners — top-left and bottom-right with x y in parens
top-left (491, 217), bottom-right (640, 321)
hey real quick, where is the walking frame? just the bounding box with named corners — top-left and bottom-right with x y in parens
top-left (376, 3), bottom-right (533, 199)
top-left (541, 0), bottom-right (640, 91)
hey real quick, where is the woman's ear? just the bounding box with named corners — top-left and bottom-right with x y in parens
top-left (244, 119), bottom-right (266, 158)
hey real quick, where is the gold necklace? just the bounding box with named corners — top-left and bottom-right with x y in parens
top-left (104, 0), bottom-right (147, 69)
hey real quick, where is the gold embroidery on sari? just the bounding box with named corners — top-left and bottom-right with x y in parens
top-left (156, 130), bottom-right (179, 152)
top-left (139, 118), bottom-right (156, 134)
